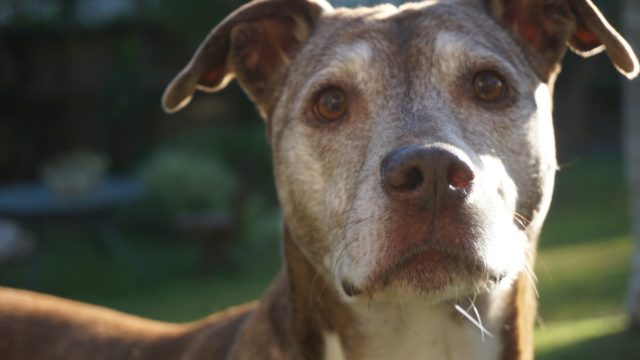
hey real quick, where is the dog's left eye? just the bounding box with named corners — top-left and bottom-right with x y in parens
top-left (472, 71), bottom-right (505, 102)
top-left (314, 87), bottom-right (348, 122)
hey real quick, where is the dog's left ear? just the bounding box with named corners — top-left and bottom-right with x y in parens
top-left (486, 0), bottom-right (639, 81)
top-left (163, 0), bottom-right (331, 115)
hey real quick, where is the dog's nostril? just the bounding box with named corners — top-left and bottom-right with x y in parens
top-left (447, 160), bottom-right (474, 189)
top-left (341, 280), bottom-right (361, 297)
top-left (381, 149), bottom-right (426, 193)
top-left (388, 167), bottom-right (423, 191)
top-left (403, 168), bottom-right (423, 190)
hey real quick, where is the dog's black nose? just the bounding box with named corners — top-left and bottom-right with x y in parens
top-left (380, 145), bottom-right (474, 202)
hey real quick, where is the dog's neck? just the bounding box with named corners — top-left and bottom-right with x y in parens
top-left (346, 295), bottom-right (509, 360)
top-left (279, 225), bottom-right (532, 360)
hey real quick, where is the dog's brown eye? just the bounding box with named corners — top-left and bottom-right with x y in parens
top-left (473, 71), bottom-right (505, 102)
top-left (314, 87), bottom-right (348, 122)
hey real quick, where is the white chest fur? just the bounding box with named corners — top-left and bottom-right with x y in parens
top-left (324, 289), bottom-right (510, 360)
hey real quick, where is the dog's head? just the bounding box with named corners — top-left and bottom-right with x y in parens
top-left (163, 0), bottom-right (638, 303)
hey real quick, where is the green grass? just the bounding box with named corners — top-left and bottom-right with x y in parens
top-left (536, 315), bottom-right (640, 360)
top-left (536, 236), bottom-right (632, 321)
top-left (0, 226), bottom-right (282, 322)
top-left (0, 152), bottom-right (638, 357)
top-left (533, 153), bottom-right (639, 359)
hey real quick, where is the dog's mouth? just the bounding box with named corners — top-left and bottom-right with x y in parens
top-left (342, 238), bottom-right (504, 299)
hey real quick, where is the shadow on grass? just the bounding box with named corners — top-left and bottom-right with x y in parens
top-left (538, 328), bottom-right (640, 360)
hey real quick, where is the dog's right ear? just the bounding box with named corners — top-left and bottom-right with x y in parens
top-left (485, 0), bottom-right (639, 82)
top-left (162, 0), bottom-right (331, 115)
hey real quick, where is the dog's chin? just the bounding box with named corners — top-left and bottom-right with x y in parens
top-left (342, 248), bottom-right (507, 304)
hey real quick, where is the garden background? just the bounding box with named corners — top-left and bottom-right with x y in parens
top-left (0, 0), bottom-right (638, 358)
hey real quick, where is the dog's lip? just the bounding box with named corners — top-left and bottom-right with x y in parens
top-left (380, 245), bottom-right (459, 281)
top-left (361, 241), bottom-right (482, 294)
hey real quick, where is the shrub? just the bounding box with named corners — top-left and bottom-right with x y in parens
top-left (140, 149), bottom-right (237, 216)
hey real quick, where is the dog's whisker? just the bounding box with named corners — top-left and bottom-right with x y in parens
top-left (308, 272), bottom-right (322, 306)
top-left (523, 263), bottom-right (540, 298)
top-left (454, 303), bottom-right (494, 341)
top-left (512, 212), bottom-right (531, 230)
top-left (524, 262), bottom-right (538, 282)
top-left (308, 217), bottom-right (371, 302)
top-left (330, 237), bottom-right (361, 280)
top-left (468, 296), bottom-right (489, 342)
top-left (327, 209), bottom-right (385, 296)
top-left (400, 303), bottom-right (428, 339)
top-left (317, 274), bottom-right (332, 300)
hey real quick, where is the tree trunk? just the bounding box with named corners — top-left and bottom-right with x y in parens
top-left (623, 0), bottom-right (640, 328)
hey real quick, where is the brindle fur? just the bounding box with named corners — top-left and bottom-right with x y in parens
top-left (1, 0), bottom-right (637, 359)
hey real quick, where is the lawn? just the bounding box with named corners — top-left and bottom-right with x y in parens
top-left (534, 153), bottom-right (639, 359)
top-left (0, 152), bottom-right (638, 358)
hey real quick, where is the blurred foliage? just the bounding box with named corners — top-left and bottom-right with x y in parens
top-left (0, 0), bottom-right (637, 358)
top-left (140, 149), bottom-right (238, 215)
top-left (152, 0), bottom-right (241, 46)
top-left (1, 154), bottom-right (637, 358)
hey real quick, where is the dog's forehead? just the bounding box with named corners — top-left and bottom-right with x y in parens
top-left (294, 1), bottom-right (523, 86)
top-left (321, 2), bottom-right (501, 52)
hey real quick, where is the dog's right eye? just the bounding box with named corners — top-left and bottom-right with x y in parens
top-left (314, 87), bottom-right (349, 122)
top-left (472, 71), bottom-right (505, 103)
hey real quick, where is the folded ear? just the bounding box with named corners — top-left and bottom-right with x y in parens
top-left (162, 0), bottom-right (331, 115)
top-left (486, 0), bottom-right (639, 81)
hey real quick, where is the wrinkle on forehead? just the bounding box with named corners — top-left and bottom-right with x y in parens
top-left (314, 41), bottom-right (374, 83)
top-left (434, 31), bottom-right (520, 78)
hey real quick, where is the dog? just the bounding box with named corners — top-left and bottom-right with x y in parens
top-left (1, 0), bottom-right (638, 359)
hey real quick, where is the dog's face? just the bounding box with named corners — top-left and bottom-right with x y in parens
top-left (273, 2), bottom-right (554, 302)
top-left (163, 0), bottom-right (638, 303)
